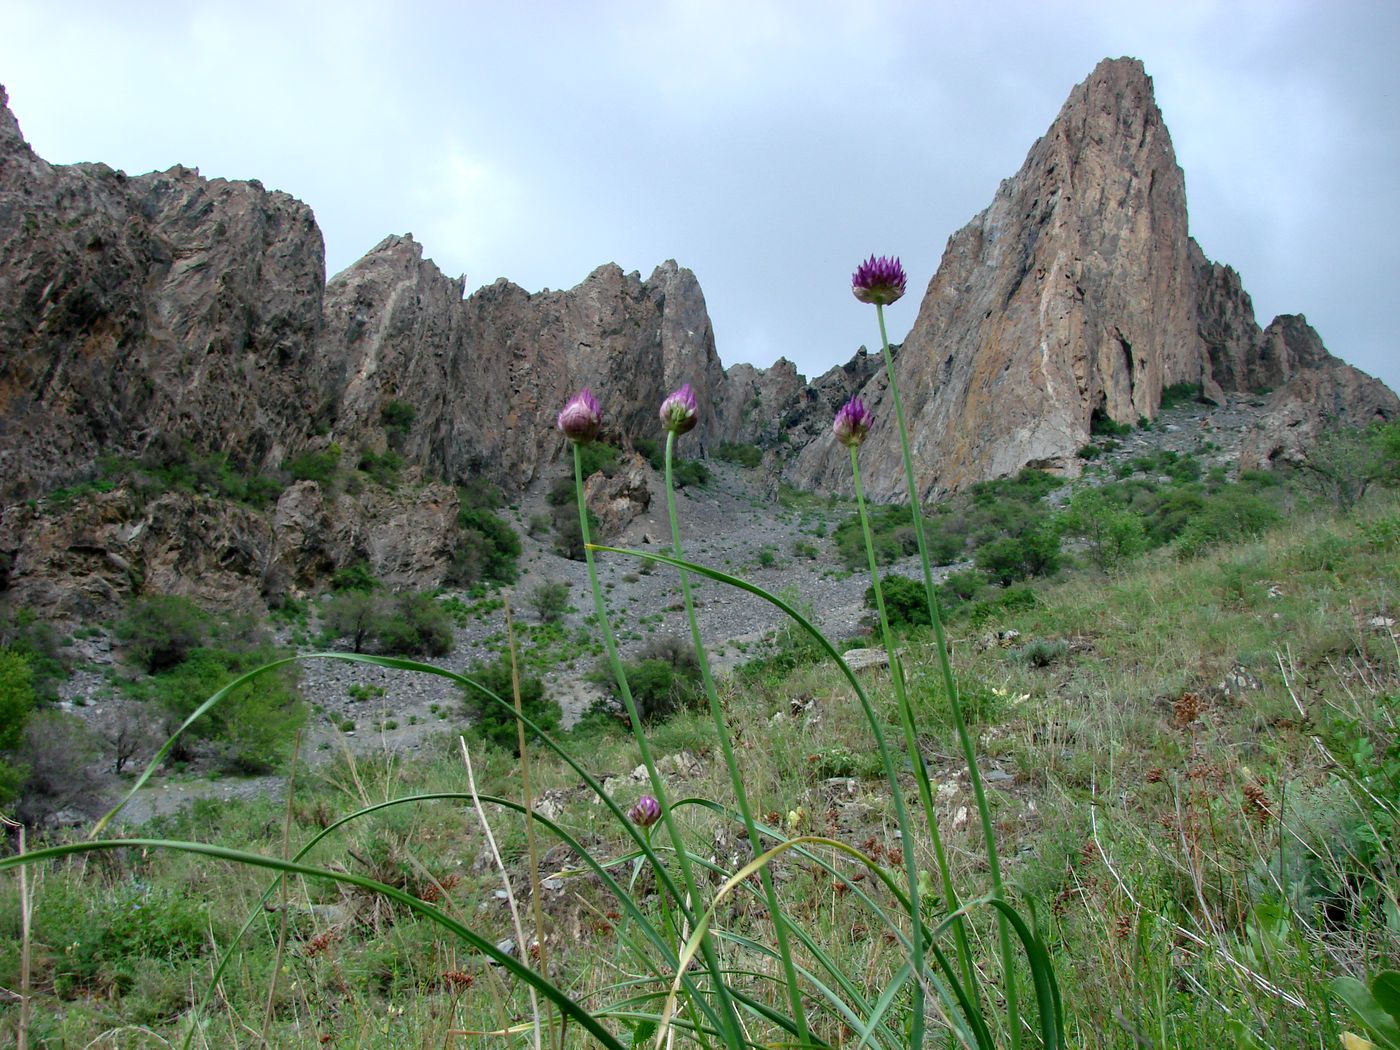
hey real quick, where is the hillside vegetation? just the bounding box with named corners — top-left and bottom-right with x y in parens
top-left (2, 464), bottom-right (1397, 1045)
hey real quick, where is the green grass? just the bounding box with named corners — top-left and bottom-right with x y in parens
top-left (3, 499), bottom-right (1398, 1046)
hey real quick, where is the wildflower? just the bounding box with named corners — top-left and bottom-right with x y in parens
top-left (851, 254), bottom-right (907, 306)
top-left (659, 383), bottom-right (698, 435)
top-left (627, 794), bottom-right (662, 828)
top-left (556, 388), bottom-right (602, 444)
top-left (833, 396), bottom-right (873, 447)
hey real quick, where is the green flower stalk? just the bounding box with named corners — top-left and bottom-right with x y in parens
top-left (836, 393), bottom-right (974, 1041)
top-left (558, 388), bottom-right (745, 1048)
top-left (658, 383), bottom-right (810, 1046)
top-left (853, 255), bottom-right (1023, 1044)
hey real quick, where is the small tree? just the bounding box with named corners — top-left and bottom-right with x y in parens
top-left (1293, 422), bottom-right (1400, 510)
top-left (462, 659), bottom-right (560, 755)
top-left (0, 648), bottom-right (35, 804)
top-left (1057, 489), bottom-right (1147, 572)
top-left (116, 594), bottom-right (210, 672)
top-left (529, 581), bottom-right (571, 624)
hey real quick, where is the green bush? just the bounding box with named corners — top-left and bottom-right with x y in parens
top-left (380, 399), bottom-right (416, 432)
top-left (974, 529), bottom-right (1061, 586)
top-left (0, 607), bottom-right (67, 700)
top-left (375, 593), bottom-right (454, 658)
top-left (0, 649), bottom-right (35, 804)
top-left (332, 560), bottom-right (380, 593)
top-left (1057, 489), bottom-right (1147, 572)
top-left (1175, 489), bottom-right (1283, 558)
top-left (1159, 381), bottom-right (1208, 409)
top-left (670, 458), bottom-right (712, 488)
top-left (865, 574), bottom-right (929, 628)
top-left (462, 659), bottom-right (560, 754)
top-left (456, 506), bottom-right (521, 585)
top-left (716, 442), bottom-right (763, 468)
top-left (36, 879), bottom-right (216, 996)
top-left (1090, 408), bottom-right (1132, 437)
top-left (593, 636), bottom-right (704, 723)
top-left (283, 443), bottom-right (342, 484)
top-left (357, 448), bottom-right (403, 487)
top-left (529, 581), bottom-right (571, 624)
top-left (116, 595), bottom-right (211, 673)
top-left (130, 646), bottom-right (305, 774)
top-left (834, 505), bottom-right (919, 568)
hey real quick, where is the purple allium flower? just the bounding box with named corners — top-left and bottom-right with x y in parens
top-left (851, 255), bottom-right (907, 306)
top-left (627, 794), bottom-right (662, 828)
top-left (833, 396), bottom-right (873, 448)
top-left (659, 383), bottom-right (699, 436)
top-left (557, 388), bottom-right (602, 445)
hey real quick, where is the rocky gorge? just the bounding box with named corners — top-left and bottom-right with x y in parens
top-left (1, 57), bottom-right (1395, 623)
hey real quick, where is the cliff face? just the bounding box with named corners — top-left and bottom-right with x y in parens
top-left (313, 237), bottom-right (728, 493)
top-left (781, 58), bottom-right (1396, 500)
top-left (1, 60), bottom-right (1396, 618)
top-left (0, 87), bottom-right (326, 505)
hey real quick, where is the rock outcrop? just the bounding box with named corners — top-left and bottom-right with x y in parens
top-left (1, 59), bottom-right (1396, 618)
top-left (0, 87), bottom-right (326, 505)
top-left (779, 58), bottom-right (1395, 500)
top-left (314, 237), bottom-right (728, 494)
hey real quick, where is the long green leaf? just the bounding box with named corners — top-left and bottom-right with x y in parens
top-left (0, 837), bottom-right (627, 1050)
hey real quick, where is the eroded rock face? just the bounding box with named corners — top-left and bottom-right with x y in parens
top-left (1240, 329), bottom-right (1400, 470)
top-left (780, 58), bottom-right (1396, 500)
top-left (315, 240), bottom-right (730, 494)
top-left (0, 86), bottom-right (326, 505)
top-left (790, 58), bottom-right (1204, 500)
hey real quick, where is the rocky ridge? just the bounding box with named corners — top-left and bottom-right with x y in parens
top-left (1, 60), bottom-right (1396, 619)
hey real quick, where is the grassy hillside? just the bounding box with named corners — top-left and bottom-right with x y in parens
top-left (2, 493), bottom-right (1398, 1047)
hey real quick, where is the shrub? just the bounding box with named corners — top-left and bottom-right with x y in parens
top-left (376, 593), bottom-right (454, 658)
top-left (716, 442), bottom-right (763, 468)
top-left (357, 448), bottom-right (403, 487)
top-left (116, 595), bottom-right (211, 673)
top-left (594, 636), bottom-right (704, 723)
top-left (283, 443), bottom-right (342, 484)
top-left (865, 574), bottom-right (929, 628)
top-left (331, 560), bottom-right (379, 593)
top-left (529, 580), bottom-right (571, 624)
top-left (12, 709), bottom-right (105, 824)
top-left (462, 659), bottom-right (560, 754)
top-left (974, 529), bottom-right (1062, 586)
top-left (0, 649), bottom-right (35, 805)
top-left (0, 608), bottom-right (67, 700)
top-left (324, 590), bottom-right (381, 652)
top-left (457, 506), bottom-right (521, 585)
top-left (1057, 489), bottom-right (1148, 571)
top-left (380, 399), bottom-right (416, 432)
top-left (130, 646), bottom-right (305, 774)
top-left (1175, 489), bottom-right (1282, 558)
top-left (670, 458), bottom-right (712, 488)
top-left (1159, 381), bottom-right (1208, 409)
top-left (1090, 408), bottom-right (1132, 437)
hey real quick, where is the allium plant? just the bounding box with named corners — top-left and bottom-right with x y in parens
top-left (848, 253), bottom-right (1052, 1048)
top-left (3, 350), bottom-right (1063, 1049)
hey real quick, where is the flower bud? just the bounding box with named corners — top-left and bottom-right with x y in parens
top-left (557, 389), bottom-right (602, 445)
top-left (627, 794), bottom-right (662, 828)
top-left (659, 383), bottom-right (698, 436)
top-left (833, 396), bottom-right (873, 448)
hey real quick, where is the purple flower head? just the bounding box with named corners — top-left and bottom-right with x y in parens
top-left (833, 396), bottom-right (873, 448)
top-left (557, 388), bottom-right (602, 445)
top-left (659, 383), bottom-right (699, 436)
top-left (851, 255), bottom-right (907, 306)
top-left (627, 794), bottom-right (662, 828)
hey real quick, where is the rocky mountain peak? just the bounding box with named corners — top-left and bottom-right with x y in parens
top-left (779, 56), bottom-right (1395, 501)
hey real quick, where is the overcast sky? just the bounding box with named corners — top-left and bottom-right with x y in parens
top-left (2, 0), bottom-right (1396, 393)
